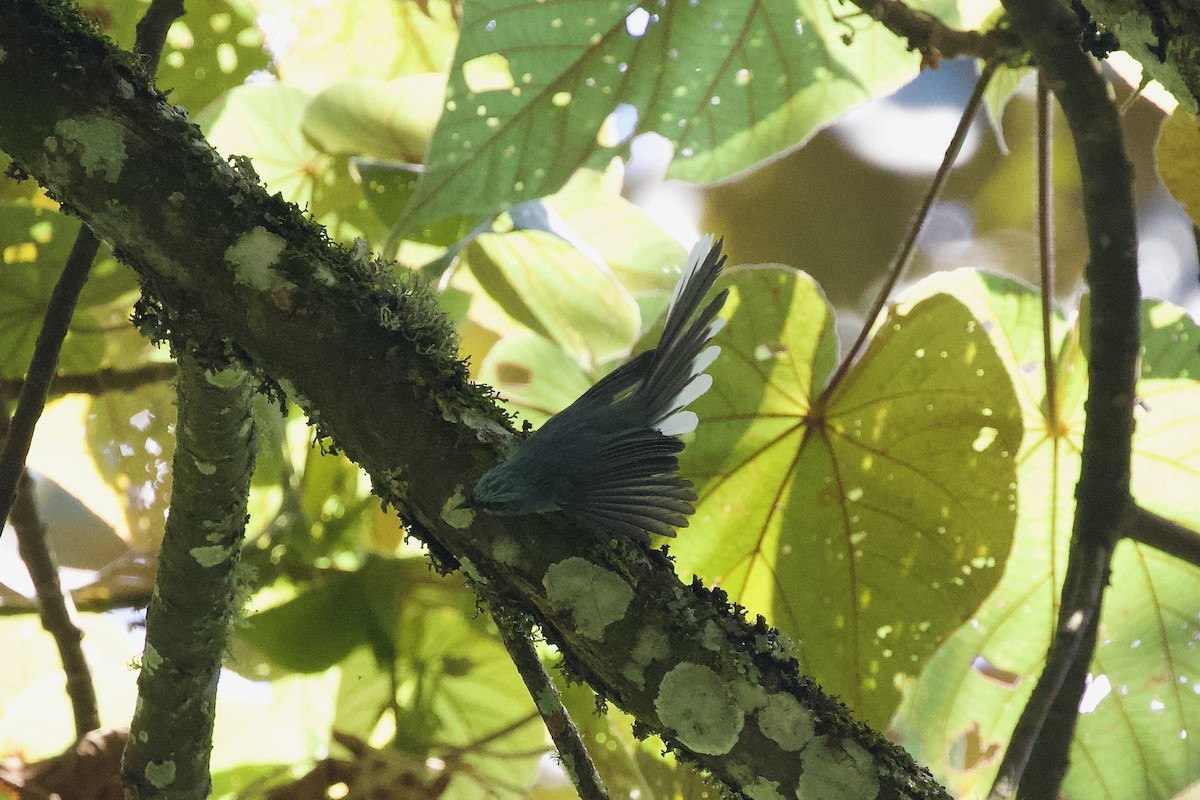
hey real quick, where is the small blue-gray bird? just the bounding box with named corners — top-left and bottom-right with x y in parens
top-left (463, 236), bottom-right (728, 541)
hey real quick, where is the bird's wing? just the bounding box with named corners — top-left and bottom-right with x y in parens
top-left (570, 350), bottom-right (653, 412)
top-left (569, 428), bottom-right (697, 539)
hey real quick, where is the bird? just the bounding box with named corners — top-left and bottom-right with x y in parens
top-left (462, 236), bottom-right (729, 542)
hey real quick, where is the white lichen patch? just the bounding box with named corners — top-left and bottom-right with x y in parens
top-left (794, 736), bottom-right (878, 799)
top-left (442, 490), bottom-right (475, 529)
top-left (621, 624), bottom-right (670, 688)
top-left (145, 759), bottom-right (176, 788)
top-left (757, 692), bottom-right (815, 752)
top-left (492, 536), bottom-right (520, 565)
top-left (700, 619), bottom-right (724, 650)
top-left (535, 685), bottom-right (560, 716)
top-left (54, 116), bottom-right (127, 182)
top-left (313, 262), bottom-right (337, 286)
top-left (654, 663), bottom-right (744, 755)
top-left (204, 366), bottom-right (246, 389)
top-left (542, 557), bottom-right (632, 640)
top-left (142, 643), bottom-right (163, 673)
top-left (743, 777), bottom-right (786, 800)
top-left (193, 459), bottom-right (217, 476)
top-left (458, 556), bottom-right (486, 585)
top-left (190, 544), bottom-right (232, 567)
top-left (225, 227), bottom-right (290, 291)
top-left (731, 679), bottom-right (768, 713)
top-left (633, 625), bottom-right (669, 665)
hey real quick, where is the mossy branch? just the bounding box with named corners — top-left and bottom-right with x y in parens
top-left (121, 356), bottom-right (257, 800)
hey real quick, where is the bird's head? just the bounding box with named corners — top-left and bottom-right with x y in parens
top-left (460, 462), bottom-right (527, 515)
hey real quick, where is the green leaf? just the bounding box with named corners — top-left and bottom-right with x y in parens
top-left (894, 282), bottom-right (1200, 799)
top-left (247, 0), bottom-right (459, 91)
top-left (466, 230), bottom-right (640, 368)
top-left (982, 64), bottom-right (1032, 154)
top-left (198, 84), bottom-right (383, 242)
top-left (541, 168), bottom-right (686, 329)
top-left (477, 330), bottom-right (592, 427)
top-left (354, 159), bottom-right (474, 246)
top-left (303, 74), bottom-right (448, 161)
top-left (0, 202), bottom-right (139, 378)
top-left (398, 0), bottom-right (957, 230)
top-left (237, 558), bottom-right (421, 674)
top-left (674, 266), bottom-right (1023, 726)
top-left (85, 380), bottom-right (177, 550)
top-left (88, 0), bottom-right (269, 113)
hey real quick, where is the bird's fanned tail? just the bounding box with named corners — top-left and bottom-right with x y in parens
top-left (641, 237), bottom-right (729, 434)
top-left (574, 238), bottom-right (728, 540)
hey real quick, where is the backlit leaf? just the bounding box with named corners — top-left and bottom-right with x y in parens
top-left (399, 0), bottom-right (957, 230)
top-left (894, 275), bottom-right (1200, 799)
top-left (675, 265), bottom-right (1023, 726)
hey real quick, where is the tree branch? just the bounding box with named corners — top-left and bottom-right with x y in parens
top-left (847, 0), bottom-right (1025, 62)
top-left (495, 620), bottom-right (608, 800)
top-left (121, 356), bottom-right (257, 800)
top-left (0, 363), bottom-right (176, 398)
top-left (2, 443), bottom-right (100, 737)
top-left (0, 229), bottom-right (100, 543)
top-left (0, 3), bottom-right (951, 795)
top-left (1128, 505), bottom-right (1200, 567)
top-left (988, 1), bottom-right (1141, 797)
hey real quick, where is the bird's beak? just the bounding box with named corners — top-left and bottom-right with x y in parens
top-left (454, 497), bottom-right (475, 511)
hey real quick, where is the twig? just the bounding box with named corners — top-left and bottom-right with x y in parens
top-left (133, 0), bottom-right (184, 75)
top-left (985, 546), bottom-right (1107, 800)
top-left (0, 224), bottom-right (101, 740)
top-left (847, 0), bottom-right (1025, 62)
top-left (822, 59), bottom-right (999, 401)
top-left (0, 363), bottom-right (176, 398)
top-left (1128, 505), bottom-right (1200, 567)
top-left (0, 588), bottom-right (152, 616)
top-left (987, 0), bottom-right (1141, 797)
top-left (2, 425), bottom-right (100, 736)
top-left (0, 229), bottom-right (100, 543)
top-left (1037, 74), bottom-right (1059, 429)
top-left (494, 619), bottom-right (608, 800)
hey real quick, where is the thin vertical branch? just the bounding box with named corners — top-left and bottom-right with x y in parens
top-left (0, 229), bottom-right (101, 540)
top-left (1036, 74), bottom-right (1058, 428)
top-left (988, 0), bottom-right (1141, 796)
top-left (0, 404), bottom-right (100, 736)
top-left (122, 357), bottom-right (257, 800)
top-left (822, 59), bottom-right (999, 401)
top-left (494, 619), bottom-right (609, 800)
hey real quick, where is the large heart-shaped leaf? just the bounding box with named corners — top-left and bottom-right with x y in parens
top-left (398, 0), bottom-right (957, 230)
top-left (674, 265), bottom-right (1023, 726)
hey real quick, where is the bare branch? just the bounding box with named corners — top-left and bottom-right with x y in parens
top-left (0, 363), bottom-right (176, 398)
top-left (848, 0), bottom-right (1025, 62)
top-left (988, 0), bottom-right (1141, 796)
top-left (1128, 505), bottom-right (1200, 567)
